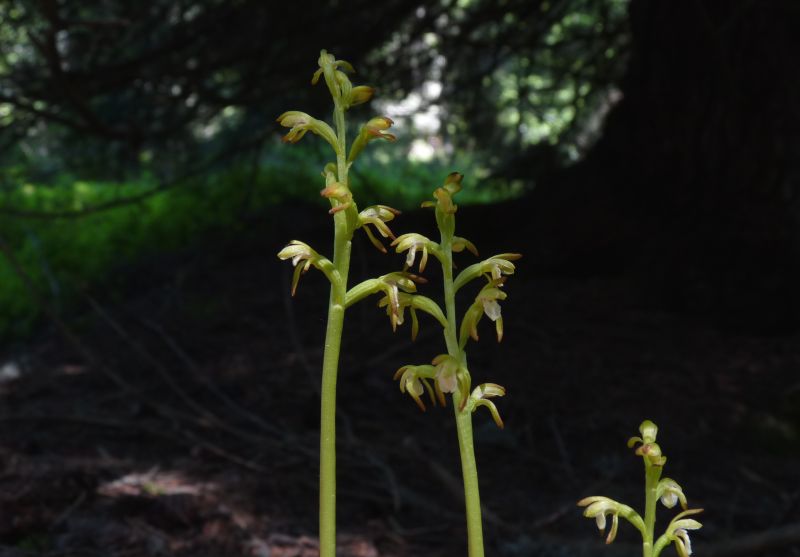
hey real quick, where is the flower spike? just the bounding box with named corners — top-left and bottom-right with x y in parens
top-left (579, 421), bottom-right (702, 557)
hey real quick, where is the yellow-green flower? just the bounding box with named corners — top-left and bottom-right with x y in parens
top-left (469, 383), bottom-right (506, 429)
top-left (393, 364), bottom-right (437, 411)
top-left (276, 111), bottom-right (337, 148)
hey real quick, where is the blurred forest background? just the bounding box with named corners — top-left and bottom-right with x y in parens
top-left (3, 0), bottom-right (797, 340)
top-left (1, 0), bottom-right (800, 556)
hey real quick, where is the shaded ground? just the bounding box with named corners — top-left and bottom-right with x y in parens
top-left (1, 202), bottom-right (799, 557)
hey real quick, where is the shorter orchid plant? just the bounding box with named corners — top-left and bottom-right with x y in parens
top-left (578, 420), bottom-right (703, 557)
top-left (352, 173), bottom-right (521, 557)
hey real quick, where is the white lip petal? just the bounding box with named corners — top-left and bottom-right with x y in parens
top-left (676, 529), bottom-right (693, 556)
top-left (595, 512), bottom-right (606, 531)
top-left (482, 299), bottom-right (502, 321)
top-left (437, 371), bottom-right (458, 394)
top-left (661, 491), bottom-right (678, 508)
top-left (406, 244), bottom-right (417, 267)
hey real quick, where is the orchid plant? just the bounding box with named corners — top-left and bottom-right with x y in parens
top-left (578, 420), bottom-right (704, 557)
top-left (277, 49), bottom-right (520, 557)
top-left (371, 173), bottom-right (521, 557)
top-left (277, 50), bottom-right (412, 557)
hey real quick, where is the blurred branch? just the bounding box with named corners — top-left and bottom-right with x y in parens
top-left (0, 130), bottom-right (271, 220)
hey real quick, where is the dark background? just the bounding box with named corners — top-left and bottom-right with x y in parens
top-left (0, 1), bottom-right (798, 556)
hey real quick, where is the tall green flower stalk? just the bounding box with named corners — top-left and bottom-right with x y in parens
top-left (578, 420), bottom-right (704, 557)
top-left (384, 174), bottom-right (522, 557)
top-left (277, 50), bottom-right (410, 557)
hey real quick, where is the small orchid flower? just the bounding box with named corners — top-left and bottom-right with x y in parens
top-left (578, 496), bottom-right (644, 545)
top-left (657, 478), bottom-right (688, 510)
top-left (359, 205), bottom-right (401, 252)
top-left (348, 116), bottom-right (397, 162)
top-left (662, 509), bottom-right (703, 557)
top-left (484, 253), bottom-right (522, 280)
top-left (432, 354), bottom-right (470, 409)
top-left (452, 253), bottom-right (522, 293)
top-left (459, 280), bottom-right (508, 346)
top-left (276, 111), bottom-right (337, 149)
top-left (376, 291), bottom-right (446, 340)
top-left (377, 291), bottom-right (413, 333)
top-left (393, 364), bottom-right (437, 411)
top-left (469, 383), bottom-right (506, 429)
top-left (320, 181), bottom-right (353, 214)
top-left (392, 233), bottom-right (442, 272)
top-left (578, 497), bottom-right (623, 544)
top-left (277, 240), bottom-right (337, 295)
top-left (376, 272), bottom-right (425, 331)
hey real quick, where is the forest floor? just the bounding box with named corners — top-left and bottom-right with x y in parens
top-left (1, 202), bottom-right (799, 557)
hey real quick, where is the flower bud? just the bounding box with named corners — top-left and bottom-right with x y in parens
top-left (657, 478), bottom-right (688, 510)
top-left (348, 116), bottom-right (397, 162)
top-left (452, 236), bottom-right (479, 256)
top-left (443, 172), bottom-right (463, 194)
top-left (348, 86), bottom-right (375, 107)
top-left (365, 116), bottom-right (396, 141)
top-left (640, 420), bottom-right (659, 443)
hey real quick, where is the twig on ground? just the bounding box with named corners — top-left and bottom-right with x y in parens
top-left (140, 317), bottom-right (283, 438)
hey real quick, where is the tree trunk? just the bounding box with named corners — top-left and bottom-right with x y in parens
top-left (526, 0), bottom-right (800, 332)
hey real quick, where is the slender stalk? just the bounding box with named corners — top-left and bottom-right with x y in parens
top-left (642, 464), bottom-right (661, 557)
top-left (453, 388), bottom-right (484, 557)
top-left (440, 231), bottom-right (485, 557)
top-left (319, 95), bottom-right (352, 557)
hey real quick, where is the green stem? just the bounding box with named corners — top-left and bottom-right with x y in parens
top-left (642, 464), bottom-right (662, 557)
top-left (319, 95), bottom-right (352, 557)
top-left (453, 387), bottom-right (484, 557)
top-left (441, 231), bottom-right (485, 557)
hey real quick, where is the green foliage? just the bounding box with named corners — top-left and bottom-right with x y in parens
top-left (0, 149), bottom-right (305, 339)
top-left (353, 149), bottom-right (523, 209)
top-left (0, 138), bottom-right (519, 342)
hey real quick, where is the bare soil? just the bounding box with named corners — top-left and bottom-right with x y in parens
top-left (1, 202), bottom-right (798, 557)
